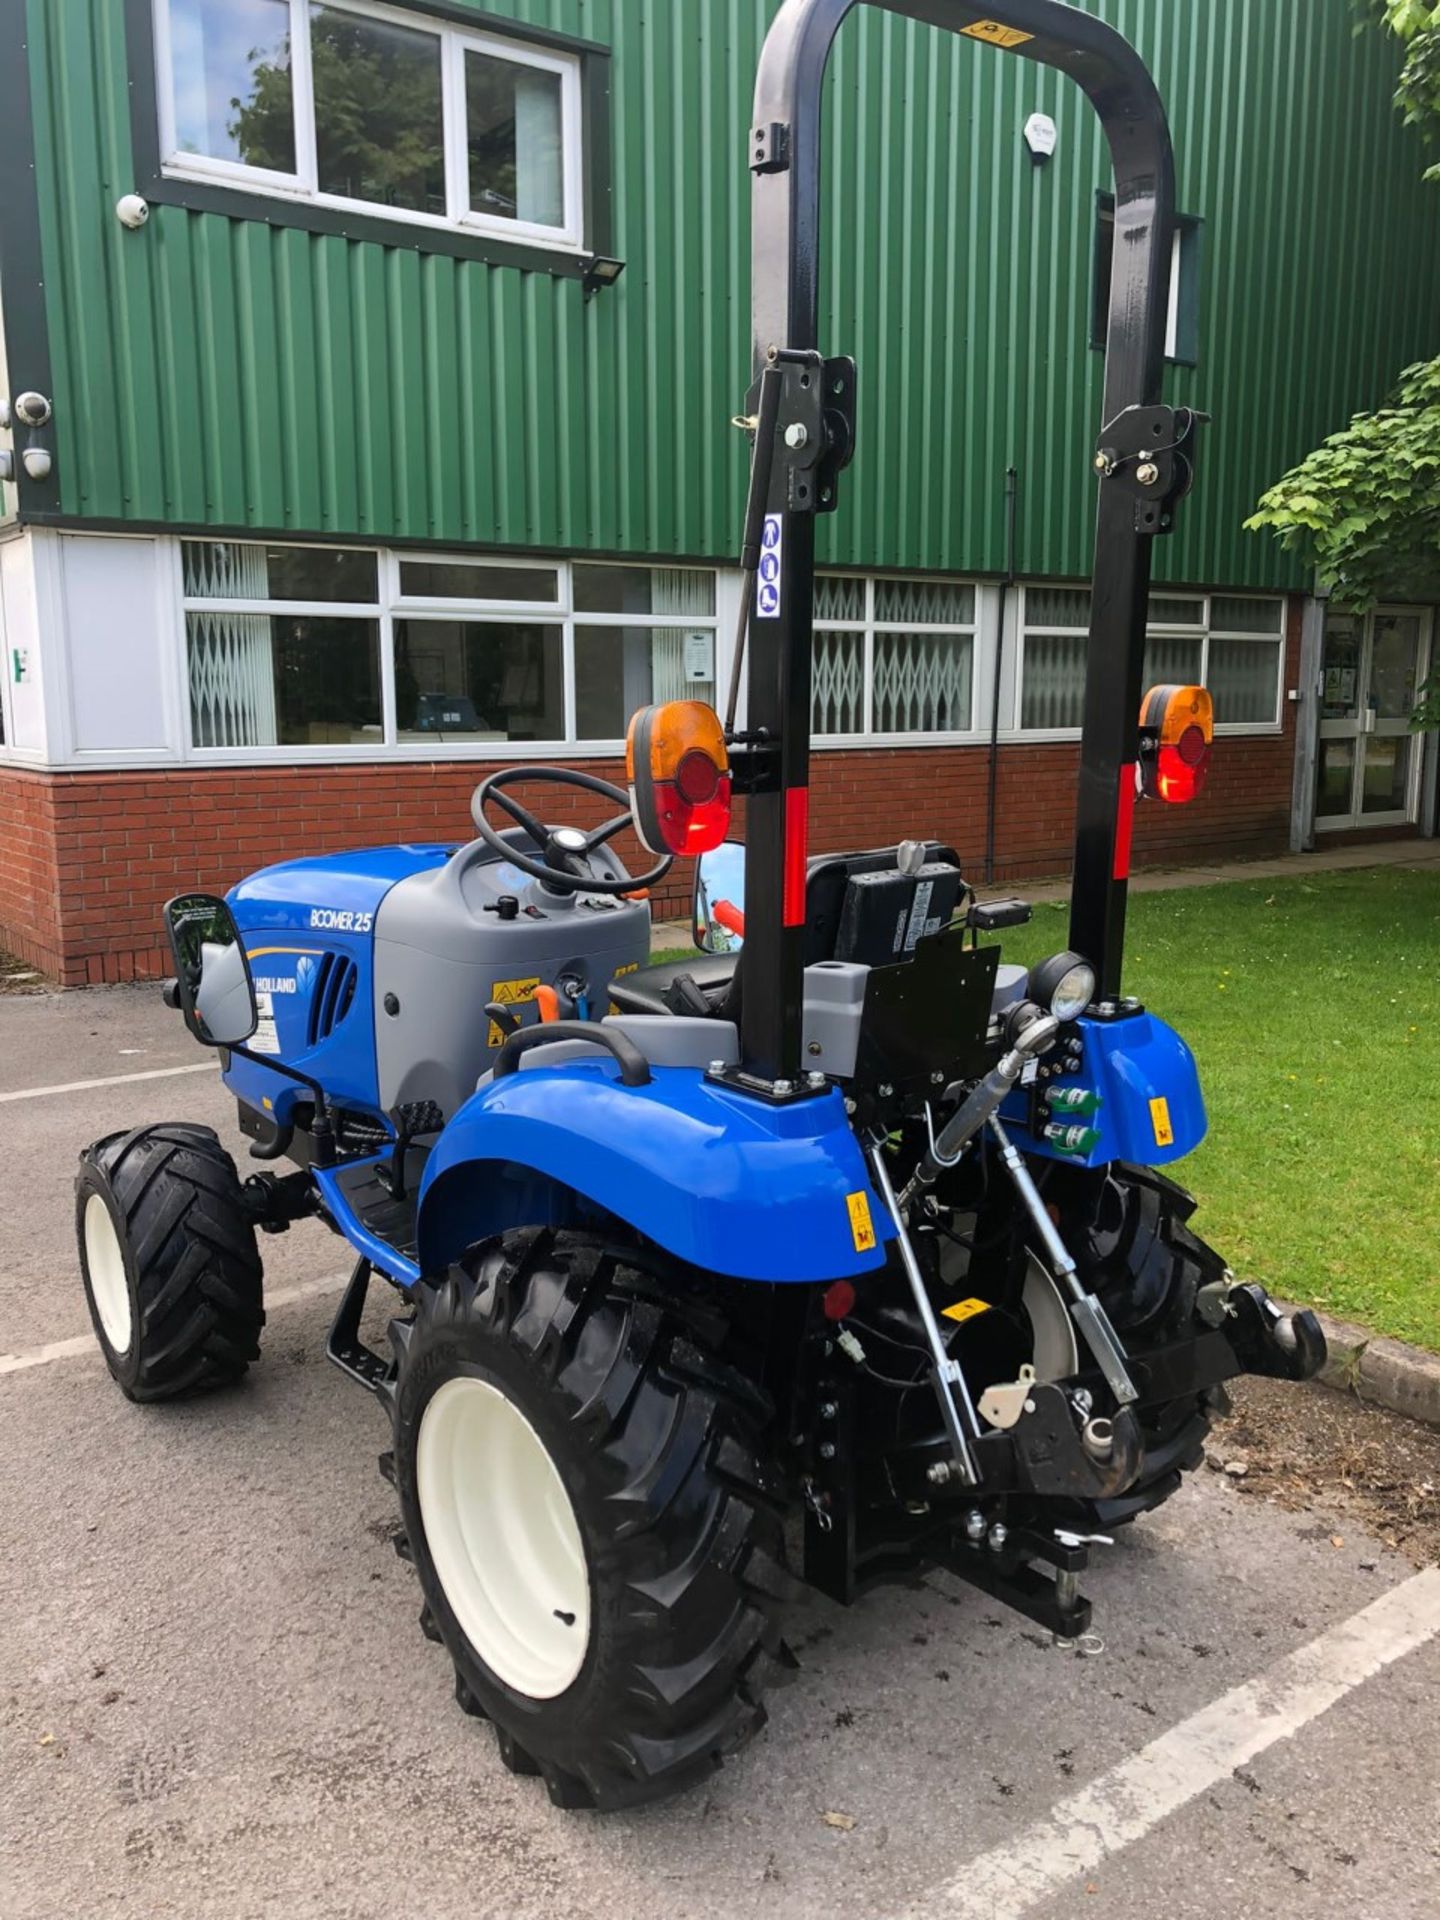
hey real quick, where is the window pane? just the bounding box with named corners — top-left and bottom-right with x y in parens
top-left (1021, 633), bottom-right (1087, 730)
top-left (1148, 595), bottom-right (1204, 628)
top-left (574, 627), bottom-right (714, 739)
top-left (1025, 586), bottom-right (1090, 630)
top-left (874, 631), bottom-right (972, 733)
top-left (814, 575), bottom-right (866, 623)
top-left (399, 559), bottom-right (559, 603)
top-left (182, 541), bottom-right (378, 603)
top-left (1361, 736), bottom-right (1413, 814)
top-left (312, 7), bottom-right (445, 214)
top-left (1212, 595), bottom-right (1283, 635)
top-left (572, 566), bottom-right (715, 617)
top-left (874, 578), bottom-right (975, 625)
top-left (1316, 738), bottom-right (1355, 818)
top-left (188, 612), bottom-right (380, 746)
top-left (1209, 638), bottom-right (1280, 725)
top-left (394, 621), bottom-right (563, 742)
top-left (466, 50), bottom-right (565, 228)
top-left (814, 629), bottom-right (865, 734)
top-left (168, 0), bottom-right (295, 170)
top-left (1144, 634), bottom-right (1204, 686)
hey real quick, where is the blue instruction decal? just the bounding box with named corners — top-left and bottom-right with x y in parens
top-left (757, 514), bottom-right (783, 619)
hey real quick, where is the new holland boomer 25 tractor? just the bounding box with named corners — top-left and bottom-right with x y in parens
top-left (76, 0), bottom-right (1325, 1810)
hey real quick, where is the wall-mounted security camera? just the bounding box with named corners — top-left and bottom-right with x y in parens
top-left (13, 391), bottom-right (53, 428)
top-left (1023, 112), bottom-right (1058, 162)
top-left (116, 194), bottom-right (150, 230)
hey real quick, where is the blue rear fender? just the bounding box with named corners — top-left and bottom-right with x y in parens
top-left (414, 1062), bottom-right (894, 1283)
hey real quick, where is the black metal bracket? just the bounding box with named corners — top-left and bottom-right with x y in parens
top-left (744, 348), bottom-right (857, 516)
top-left (942, 1525), bottom-right (1093, 1639)
top-left (1093, 403), bottom-right (1207, 536)
top-left (705, 1062), bottom-right (830, 1105)
top-left (326, 1258), bottom-right (396, 1397)
top-left (726, 732), bottom-right (783, 795)
top-left (750, 120), bottom-right (791, 173)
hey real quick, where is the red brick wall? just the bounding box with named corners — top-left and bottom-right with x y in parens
top-left (0, 598), bottom-right (1311, 984)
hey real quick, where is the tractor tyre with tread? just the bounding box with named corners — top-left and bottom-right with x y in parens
top-left (390, 1226), bottom-right (791, 1810)
top-left (1055, 1162), bottom-right (1227, 1529)
top-left (76, 1123), bottom-right (264, 1401)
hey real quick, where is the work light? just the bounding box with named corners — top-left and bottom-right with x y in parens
top-left (1029, 951), bottom-right (1097, 1022)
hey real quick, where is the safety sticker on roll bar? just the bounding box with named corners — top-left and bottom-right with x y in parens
top-left (757, 514), bottom-right (783, 619)
top-left (960, 21), bottom-right (1033, 49)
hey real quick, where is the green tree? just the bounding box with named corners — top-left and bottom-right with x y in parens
top-left (1246, 2), bottom-right (1440, 727)
top-left (231, 11), bottom-right (445, 214)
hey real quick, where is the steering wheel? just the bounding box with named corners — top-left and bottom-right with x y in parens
top-left (470, 766), bottom-right (674, 897)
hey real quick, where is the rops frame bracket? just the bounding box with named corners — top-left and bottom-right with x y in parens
top-left (1093, 402), bottom-right (1208, 536)
top-left (744, 347), bottom-right (857, 516)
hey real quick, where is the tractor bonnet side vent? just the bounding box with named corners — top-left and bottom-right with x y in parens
top-left (306, 953), bottom-right (358, 1046)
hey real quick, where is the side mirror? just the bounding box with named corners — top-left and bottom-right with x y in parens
top-left (163, 893), bottom-right (258, 1048)
top-left (693, 839), bottom-right (747, 954)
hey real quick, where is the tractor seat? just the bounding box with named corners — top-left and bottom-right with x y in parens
top-left (609, 951), bottom-right (738, 1018)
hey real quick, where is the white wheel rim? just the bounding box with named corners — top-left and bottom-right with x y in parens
top-left (417, 1375), bottom-right (590, 1700)
top-left (84, 1192), bottom-right (133, 1357)
top-left (1023, 1253), bottom-right (1081, 1382)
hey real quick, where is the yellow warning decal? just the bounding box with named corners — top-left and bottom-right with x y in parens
top-left (607, 960), bottom-right (639, 1016)
top-left (961, 20), bottom-right (1035, 49)
top-left (1150, 1096), bottom-right (1175, 1148)
top-left (488, 974), bottom-right (541, 1046)
top-left (943, 1297), bottom-right (993, 1326)
top-left (846, 1190), bottom-right (877, 1254)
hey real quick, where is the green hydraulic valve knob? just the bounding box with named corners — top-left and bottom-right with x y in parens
top-left (1042, 1122), bottom-right (1102, 1156)
top-left (1044, 1085), bottom-right (1102, 1117)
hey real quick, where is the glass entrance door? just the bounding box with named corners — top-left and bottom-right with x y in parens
top-left (1316, 608), bottom-right (1431, 830)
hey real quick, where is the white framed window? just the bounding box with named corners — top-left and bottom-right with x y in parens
top-left (153, 0), bottom-right (585, 250)
top-left (813, 573), bottom-right (980, 743)
top-left (1015, 586), bottom-right (1286, 737)
top-left (177, 540), bottom-right (719, 758)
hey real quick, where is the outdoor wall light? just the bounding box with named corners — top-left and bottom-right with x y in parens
top-left (1023, 112), bottom-right (1058, 163)
top-left (22, 447), bottom-right (53, 482)
top-left (581, 253), bottom-right (626, 300)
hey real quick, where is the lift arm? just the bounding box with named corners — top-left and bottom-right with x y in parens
top-left (740, 0), bottom-right (1184, 1085)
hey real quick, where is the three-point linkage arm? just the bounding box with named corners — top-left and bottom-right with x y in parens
top-left (738, 0), bottom-right (1192, 1088)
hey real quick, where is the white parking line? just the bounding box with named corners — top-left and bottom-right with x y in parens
top-left (907, 1564), bottom-right (1440, 1920)
top-left (0, 1062), bottom-right (217, 1104)
top-left (0, 1275), bottom-right (346, 1376)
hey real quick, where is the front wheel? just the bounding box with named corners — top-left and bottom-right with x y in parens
top-left (391, 1228), bottom-right (790, 1810)
top-left (75, 1124), bottom-right (264, 1401)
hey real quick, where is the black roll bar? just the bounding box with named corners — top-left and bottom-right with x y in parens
top-left (739, 0), bottom-right (1182, 1086)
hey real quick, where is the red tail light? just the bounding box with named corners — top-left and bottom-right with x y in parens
top-left (626, 701), bottom-right (733, 857)
top-left (1139, 684), bottom-right (1213, 805)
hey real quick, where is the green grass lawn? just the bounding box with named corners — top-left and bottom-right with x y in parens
top-left (654, 868), bottom-right (1440, 1348)
top-left (999, 870), bottom-right (1440, 1351)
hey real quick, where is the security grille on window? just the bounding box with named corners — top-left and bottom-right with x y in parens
top-left (155, 0), bottom-right (584, 247)
top-left (813, 574), bottom-right (978, 739)
top-left (1017, 587), bottom-right (1285, 734)
top-left (180, 543), bottom-right (719, 755)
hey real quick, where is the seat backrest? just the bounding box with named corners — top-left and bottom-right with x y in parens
top-left (713, 841), bottom-right (964, 1024)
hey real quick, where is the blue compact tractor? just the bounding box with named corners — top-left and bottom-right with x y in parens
top-left (77, 0), bottom-right (1324, 1811)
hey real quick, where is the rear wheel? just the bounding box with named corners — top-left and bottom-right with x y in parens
top-left (1054, 1162), bottom-right (1226, 1526)
top-left (391, 1227), bottom-right (790, 1810)
top-left (75, 1124), bottom-right (264, 1401)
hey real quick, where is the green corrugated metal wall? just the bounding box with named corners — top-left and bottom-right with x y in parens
top-left (20, 0), bottom-right (1440, 587)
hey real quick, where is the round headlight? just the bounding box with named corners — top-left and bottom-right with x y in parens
top-left (1029, 950), bottom-right (1096, 1023)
